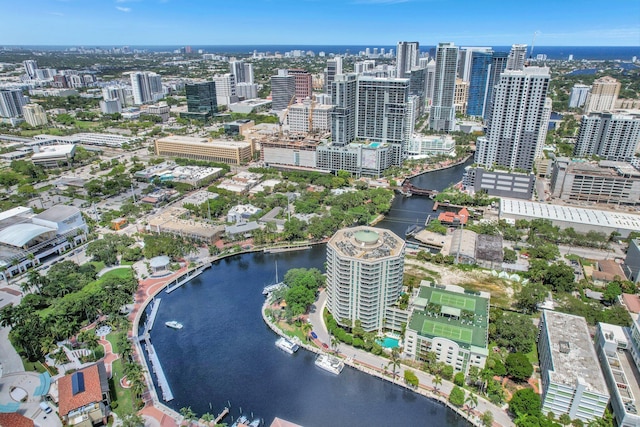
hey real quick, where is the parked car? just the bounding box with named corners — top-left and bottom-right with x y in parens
top-left (310, 331), bottom-right (318, 339)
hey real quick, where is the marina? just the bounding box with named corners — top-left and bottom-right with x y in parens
top-left (165, 265), bottom-right (207, 294)
top-left (145, 339), bottom-right (174, 402)
top-left (275, 337), bottom-right (299, 354)
top-left (314, 354), bottom-right (345, 375)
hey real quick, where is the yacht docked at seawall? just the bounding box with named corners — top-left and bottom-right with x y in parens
top-left (314, 353), bottom-right (344, 374)
top-left (275, 337), bottom-right (299, 354)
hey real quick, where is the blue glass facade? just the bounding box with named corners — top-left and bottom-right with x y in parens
top-left (483, 52), bottom-right (509, 121)
top-left (466, 52), bottom-right (492, 117)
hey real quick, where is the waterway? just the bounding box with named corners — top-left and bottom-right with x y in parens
top-left (145, 159), bottom-right (472, 426)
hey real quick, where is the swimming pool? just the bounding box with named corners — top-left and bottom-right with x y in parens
top-left (377, 336), bottom-right (400, 348)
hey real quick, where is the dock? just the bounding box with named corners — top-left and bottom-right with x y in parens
top-left (144, 339), bottom-right (174, 402)
top-left (165, 266), bottom-right (205, 294)
top-left (214, 407), bottom-right (229, 424)
top-left (263, 245), bottom-right (311, 253)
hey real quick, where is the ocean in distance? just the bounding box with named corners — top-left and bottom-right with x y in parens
top-left (7, 45), bottom-right (640, 60)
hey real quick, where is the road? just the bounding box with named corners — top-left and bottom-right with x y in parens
top-left (308, 291), bottom-right (514, 427)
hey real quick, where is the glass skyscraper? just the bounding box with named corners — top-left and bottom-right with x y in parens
top-left (466, 51), bottom-right (493, 117)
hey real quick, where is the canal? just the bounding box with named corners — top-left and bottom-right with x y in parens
top-left (145, 159), bottom-right (473, 426)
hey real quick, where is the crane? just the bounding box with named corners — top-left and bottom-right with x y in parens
top-left (278, 94), bottom-right (297, 138)
top-left (529, 31), bottom-right (540, 60)
top-left (308, 99), bottom-right (315, 134)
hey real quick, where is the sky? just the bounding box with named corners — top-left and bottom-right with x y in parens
top-left (2, 0), bottom-right (640, 47)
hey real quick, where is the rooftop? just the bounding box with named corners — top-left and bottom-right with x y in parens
top-left (58, 362), bottom-right (108, 417)
top-left (33, 205), bottom-right (80, 223)
top-left (328, 226), bottom-right (405, 260)
top-left (500, 199), bottom-right (640, 231)
top-left (541, 310), bottom-right (608, 395)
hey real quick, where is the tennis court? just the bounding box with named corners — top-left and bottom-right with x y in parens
top-left (430, 290), bottom-right (477, 311)
top-left (421, 319), bottom-right (474, 344)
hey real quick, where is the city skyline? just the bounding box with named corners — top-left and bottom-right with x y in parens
top-left (2, 0), bottom-right (639, 46)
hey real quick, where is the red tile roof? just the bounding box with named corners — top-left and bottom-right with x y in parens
top-left (622, 293), bottom-right (640, 313)
top-left (0, 413), bottom-right (35, 427)
top-left (437, 207), bottom-right (469, 225)
top-left (58, 363), bottom-right (104, 417)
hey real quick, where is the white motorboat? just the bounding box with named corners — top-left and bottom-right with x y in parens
top-left (165, 321), bottom-right (183, 329)
top-left (314, 354), bottom-right (344, 375)
top-left (275, 337), bottom-right (299, 354)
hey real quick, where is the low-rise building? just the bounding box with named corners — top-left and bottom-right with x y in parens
top-left (404, 282), bottom-right (490, 375)
top-left (228, 99), bottom-right (272, 114)
top-left (146, 103), bottom-right (170, 122)
top-left (155, 135), bottom-right (254, 165)
top-left (58, 361), bottom-right (111, 427)
top-left (406, 135), bottom-right (456, 159)
top-left (227, 204), bottom-right (262, 223)
top-left (223, 119), bottom-right (255, 137)
top-left (147, 207), bottom-right (223, 243)
top-left (31, 144), bottom-right (76, 168)
top-left (261, 139), bottom-right (319, 170)
top-left (465, 167), bottom-right (535, 200)
top-left (538, 310), bottom-right (609, 422)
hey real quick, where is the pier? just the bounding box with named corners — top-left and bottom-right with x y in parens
top-left (165, 265), bottom-right (206, 294)
top-left (214, 407), bottom-right (229, 424)
top-left (264, 245), bottom-right (312, 253)
top-left (144, 339), bottom-right (174, 402)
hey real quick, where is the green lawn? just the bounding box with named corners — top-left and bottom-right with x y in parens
top-left (101, 267), bottom-right (133, 280)
top-left (90, 261), bottom-right (106, 273)
top-left (106, 331), bottom-right (121, 354)
top-left (109, 358), bottom-right (135, 416)
top-left (526, 341), bottom-right (539, 366)
top-left (21, 358), bottom-right (47, 373)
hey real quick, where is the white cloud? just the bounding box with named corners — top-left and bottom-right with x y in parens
top-left (116, 6), bottom-right (131, 12)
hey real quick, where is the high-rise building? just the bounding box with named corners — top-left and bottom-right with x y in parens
top-left (584, 76), bottom-right (621, 113)
top-left (130, 72), bottom-right (163, 105)
top-left (475, 66), bottom-right (551, 172)
top-left (23, 60), bottom-right (38, 79)
top-left (396, 41), bottom-right (420, 78)
top-left (286, 99), bottom-right (333, 133)
top-left (102, 86), bottom-right (130, 108)
top-left (0, 89), bottom-right (28, 118)
top-left (212, 74), bottom-right (238, 106)
top-left (324, 57), bottom-right (343, 94)
top-left (184, 81), bottom-right (217, 119)
top-left (569, 84), bottom-right (591, 108)
top-left (287, 69), bottom-right (312, 100)
top-left (22, 104), bottom-right (48, 127)
top-left (229, 60), bottom-right (246, 84)
top-left (482, 51), bottom-right (509, 121)
top-left (325, 226), bottom-right (405, 332)
top-left (573, 112), bottom-right (640, 161)
top-left (466, 50), bottom-right (493, 117)
top-left (457, 47), bottom-right (491, 82)
top-left (454, 78), bottom-right (469, 114)
top-left (271, 70), bottom-right (296, 111)
top-left (429, 42), bottom-right (459, 132)
top-left (424, 59), bottom-right (436, 102)
top-left (236, 82), bottom-right (258, 100)
top-left (330, 74), bottom-right (358, 146)
top-left (408, 67), bottom-right (427, 116)
top-left (506, 44), bottom-right (527, 71)
top-left (100, 99), bottom-right (122, 115)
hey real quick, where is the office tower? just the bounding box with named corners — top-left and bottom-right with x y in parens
top-left (355, 76), bottom-right (410, 151)
top-left (584, 76), bottom-right (621, 113)
top-left (325, 226), bottom-right (405, 332)
top-left (229, 60), bottom-right (246, 84)
top-left (482, 51), bottom-right (509, 121)
top-left (418, 57), bottom-right (429, 69)
top-left (130, 72), bottom-right (163, 105)
top-left (243, 63), bottom-right (254, 84)
top-left (102, 86), bottom-right (130, 108)
top-left (270, 69), bottom-right (296, 111)
top-left (454, 78), bottom-right (469, 114)
top-left (100, 98), bottom-right (122, 115)
top-left (212, 74), bottom-right (238, 106)
top-left (424, 59), bottom-right (436, 101)
top-left (408, 67), bottom-right (427, 116)
top-left (324, 56), bottom-right (343, 94)
top-left (23, 60), bottom-right (38, 79)
top-left (22, 104), bottom-right (48, 127)
top-left (457, 47), bottom-right (491, 81)
top-left (236, 82), bottom-right (258, 100)
top-left (466, 50), bottom-right (493, 117)
top-left (506, 44), bottom-right (527, 71)
top-left (287, 69), bottom-right (312, 100)
top-left (185, 81), bottom-right (217, 118)
top-left (537, 98), bottom-right (553, 158)
top-left (474, 66), bottom-right (551, 172)
top-left (0, 89), bottom-right (28, 118)
top-left (396, 41), bottom-right (420, 78)
top-left (569, 84), bottom-right (591, 108)
top-left (573, 112), bottom-right (640, 161)
top-left (330, 74), bottom-right (358, 145)
top-left (429, 42), bottom-right (459, 132)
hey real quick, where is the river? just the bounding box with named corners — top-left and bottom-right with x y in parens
top-left (144, 159), bottom-right (472, 427)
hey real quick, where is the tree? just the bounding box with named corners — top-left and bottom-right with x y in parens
top-left (506, 352), bottom-right (534, 382)
top-left (516, 282), bottom-right (548, 314)
top-left (121, 413), bottom-right (145, 427)
top-left (387, 347), bottom-right (401, 381)
top-left (482, 411), bottom-right (494, 427)
top-left (432, 374), bottom-right (442, 394)
top-left (301, 321), bottom-right (312, 341)
top-left (559, 414), bottom-right (572, 426)
top-left (449, 386), bottom-right (465, 407)
top-left (509, 388), bottom-right (541, 417)
top-left (453, 371), bottom-right (465, 386)
top-left (180, 407), bottom-right (197, 421)
top-left (404, 369), bottom-right (419, 388)
top-left (465, 392), bottom-right (478, 415)
top-left (492, 311), bottom-right (538, 353)
top-left (602, 282), bottom-right (622, 305)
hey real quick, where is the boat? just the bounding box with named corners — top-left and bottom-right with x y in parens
top-left (248, 418), bottom-right (262, 427)
top-left (165, 321), bottom-right (183, 329)
top-left (262, 260), bottom-right (285, 295)
top-left (275, 337), bottom-right (299, 354)
top-left (314, 354), bottom-right (344, 375)
top-left (232, 415), bottom-right (249, 427)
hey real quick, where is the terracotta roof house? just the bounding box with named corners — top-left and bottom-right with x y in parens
top-left (437, 207), bottom-right (469, 226)
top-left (592, 259), bottom-right (626, 283)
top-left (57, 361), bottom-right (111, 427)
top-left (0, 413), bottom-right (35, 427)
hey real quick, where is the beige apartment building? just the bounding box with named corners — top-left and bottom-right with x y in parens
top-left (155, 135), bottom-right (254, 165)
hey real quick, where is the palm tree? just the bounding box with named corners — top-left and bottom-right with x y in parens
top-left (180, 406), bottom-right (197, 422)
top-left (121, 413), bottom-right (145, 427)
top-left (301, 322), bottom-right (312, 341)
top-left (432, 374), bottom-right (443, 394)
top-left (465, 392), bottom-right (478, 416)
top-left (201, 413), bottom-right (214, 423)
top-left (330, 335), bottom-right (340, 354)
top-left (387, 347), bottom-right (401, 381)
